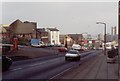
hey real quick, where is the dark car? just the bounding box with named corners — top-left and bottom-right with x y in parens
top-left (107, 48), bottom-right (118, 58)
top-left (79, 49), bottom-right (84, 51)
top-left (107, 48), bottom-right (118, 63)
top-left (2, 56), bottom-right (12, 71)
top-left (58, 47), bottom-right (68, 52)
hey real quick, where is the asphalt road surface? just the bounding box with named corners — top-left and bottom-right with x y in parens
top-left (2, 50), bottom-right (102, 80)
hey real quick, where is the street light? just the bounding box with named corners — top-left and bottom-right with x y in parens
top-left (96, 22), bottom-right (106, 55)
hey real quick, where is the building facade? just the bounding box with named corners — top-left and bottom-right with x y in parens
top-left (47, 28), bottom-right (60, 45)
top-left (37, 28), bottom-right (49, 44)
top-left (59, 34), bottom-right (66, 44)
top-left (0, 24), bottom-right (9, 39)
top-left (9, 19), bottom-right (37, 40)
top-left (68, 34), bottom-right (83, 45)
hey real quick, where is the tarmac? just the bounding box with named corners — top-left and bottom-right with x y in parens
top-left (57, 51), bottom-right (119, 80)
top-left (3, 46), bottom-right (120, 80)
top-left (4, 46), bottom-right (62, 61)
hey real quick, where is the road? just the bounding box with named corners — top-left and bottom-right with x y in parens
top-left (2, 50), bottom-right (102, 80)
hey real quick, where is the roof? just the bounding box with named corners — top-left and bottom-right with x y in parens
top-left (4, 27), bottom-right (9, 31)
top-left (37, 28), bottom-right (47, 33)
top-left (59, 34), bottom-right (67, 38)
top-left (0, 24), bottom-right (9, 33)
top-left (9, 19), bottom-right (37, 34)
top-left (10, 19), bottom-right (22, 26)
top-left (47, 28), bottom-right (59, 31)
top-left (68, 34), bottom-right (83, 40)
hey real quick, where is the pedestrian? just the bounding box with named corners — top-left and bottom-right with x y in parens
top-left (12, 36), bottom-right (19, 51)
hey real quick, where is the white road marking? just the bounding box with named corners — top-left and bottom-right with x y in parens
top-left (11, 57), bottom-right (63, 71)
top-left (49, 66), bottom-right (75, 80)
top-left (10, 51), bottom-right (100, 72)
top-left (28, 57), bottom-right (63, 67)
top-left (11, 68), bottom-right (22, 71)
top-left (49, 51), bottom-right (103, 80)
top-left (28, 62), bottom-right (46, 66)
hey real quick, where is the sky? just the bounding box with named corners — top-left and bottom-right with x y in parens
top-left (1, 0), bottom-right (119, 35)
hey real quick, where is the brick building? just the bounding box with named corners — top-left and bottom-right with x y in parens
top-left (37, 28), bottom-right (48, 44)
top-left (8, 19), bottom-right (37, 40)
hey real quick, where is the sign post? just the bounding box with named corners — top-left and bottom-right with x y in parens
top-left (118, 1), bottom-right (120, 79)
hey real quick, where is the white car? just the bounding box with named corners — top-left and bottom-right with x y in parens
top-left (31, 41), bottom-right (45, 47)
top-left (65, 50), bottom-right (81, 61)
top-left (72, 44), bottom-right (81, 51)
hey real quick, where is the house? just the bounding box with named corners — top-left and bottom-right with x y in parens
top-left (46, 28), bottom-right (60, 45)
top-left (64, 35), bottom-right (73, 48)
top-left (0, 24), bottom-right (9, 39)
top-left (59, 34), bottom-right (83, 48)
top-left (36, 28), bottom-right (49, 44)
top-left (8, 19), bottom-right (37, 40)
top-left (59, 34), bottom-right (73, 47)
top-left (59, 34), bottom-right (66, 44)
top-left (68, 34), bottom-right (83, 45)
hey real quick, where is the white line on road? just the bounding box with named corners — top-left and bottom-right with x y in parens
top-left (10, 51), bottom-right (100, 72)
top-left (48, 65), bottom-right (76, 80)
top-left (10, 57), bottom-right (63, 72)
top-left (28, 57), bottom-right (63, 67)
top-left (28, 62), bottom-right (46, 67)
top-left (48, 51), bottom-right (102, 80)
top-left (11, 68), bottom-right (22, 71)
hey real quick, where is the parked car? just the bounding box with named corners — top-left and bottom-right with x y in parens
top-left (107, 48), bottom-right (118, 63)
top-left (46, 43), bottom-right (54, 47)
top-left (65, 50), bottom-right (81, 61)
top-left (107, 48), bottom-right (118, 58)
top-left (107, 57), bottom-right (116, 63)
top-left (31, 39), bottom-right (45, 47)
top-left (31, 43), bottom-right (45, 47)
top-left (2, 56), bottom-right (13, 71)
top-left (58, 47), bottom-right (68, 52)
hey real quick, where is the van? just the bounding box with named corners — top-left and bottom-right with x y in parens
top-left (31, 39), bottom-right (45, 47)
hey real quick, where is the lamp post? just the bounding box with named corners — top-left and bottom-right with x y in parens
top-left (96, 22), bottom-right (106, 55)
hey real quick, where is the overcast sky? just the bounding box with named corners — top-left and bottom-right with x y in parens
top-left (1, 1), bottom-right (118, 35)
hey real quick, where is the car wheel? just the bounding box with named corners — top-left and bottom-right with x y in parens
top-left (2, 63), bottom-right (11, 71)
top-left (78, 58), bottom-right (80, 60)
top-left (77, 57), bottom-right (80, 61)
top-left (65, 57), bottom-right (68, 61)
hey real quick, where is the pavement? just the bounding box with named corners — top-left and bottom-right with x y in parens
top-left (56, 51), bottom-right (119, 80)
